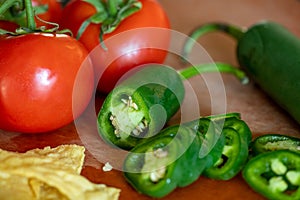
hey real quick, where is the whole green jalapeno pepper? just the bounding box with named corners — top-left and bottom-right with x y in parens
top-left (251, 134), bottom-right (300, 156)
top-left (243, 150), bottom-right (300, 200)
top-left (182, 21), bottom-right (300, 125)
top-left (123, 125), bottom-right (204, 198)
top-left (98, 63), bottom-right (247, 149)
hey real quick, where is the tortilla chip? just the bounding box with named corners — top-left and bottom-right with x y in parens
top-left (0, 144), bottom-right (85, 174)
top-left (0, 145), bottom-right (120, 200)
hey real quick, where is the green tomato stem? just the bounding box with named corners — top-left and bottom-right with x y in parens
top-left (178, 62), bottom-right (249, 84)
top-left (107, 0), bottom-right (119, 16)
top-left (24, 0), bottom-right (36, 30)
top-left (77, 0), bottom-right (142, 47)
top-left (0, 0), bottom-right (22, 15)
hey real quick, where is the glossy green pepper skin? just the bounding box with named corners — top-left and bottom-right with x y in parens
top-left (98, 65), bottom-right (185, 150)
top-left (98, 62), bottom-right (247, 150)
top-left (183, 21), bottom-right (300, 124)
top-left (203, 116), bottom-right (251, 180)
top-left (237, 22), bottom-right (300, 124)
top-left (123, 125), bottom-right (204, 198)
top-left (185, 117), bottom-right (225, 169)
top-left (123, 113), bottom-right (252, 197)
top-left (243, 150), bottom-right (300, 200)
top-left (251, 134), bottom-right (300, 156)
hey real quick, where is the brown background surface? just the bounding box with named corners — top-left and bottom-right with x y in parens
top-left (1, 0), bottom-right (300, 199)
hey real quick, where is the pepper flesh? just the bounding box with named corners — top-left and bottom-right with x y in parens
top-left (202, 116), bottom-right (252, 180)
top-left (98, 65), bottom-right (185, 150)
top-left (185, 117), bottom-right (225, 169)
top-left (123, 125), bottom-right (203, 198)
top-left (98, 63), bottom-right (247, 150)
top-left (243, 150), bottom-right (300, 200)
top-left (123, 113), bottom-right (252, 197)
top-left (251, 134), bottom-right (300, 156)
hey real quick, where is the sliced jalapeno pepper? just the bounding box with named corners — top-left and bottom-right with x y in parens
top-left (243, 150), bottom-right (300, 200)
top-left (98, 65), bottom-right (184, 149)
top-left (203, 127), bottom-right (246, 180)
top-left (203, 116), bottom-right (251, 180)
top-left (123, 125), bottom-right (204, 198)
top-left (185, 117), bottom-right (225, 169)
top-left (123, 135), bottom-right (180, 198)
top-left (221, 116), bottom-right (252, 145)
top-left (251, 134), bottom-right (300, 156)
top-left (98, 63), bottom-right (247, 150)
top-left (175, 128), bottom-right (206, 187)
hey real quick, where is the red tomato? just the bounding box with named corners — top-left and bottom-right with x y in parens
top-left (0, 33), bottom-right (94, 133)
top-left (32, 0), bottom-right (63, 27)
top-left (0, 20), bottom-right (19, 40)
top-left (0, 20), bottom-right (19, 32)
top-left (60, 0), bottom-right (170, 93)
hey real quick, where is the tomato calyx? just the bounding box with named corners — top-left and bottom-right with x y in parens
top-left (77, 0), bottom-right (142, 47)
top-left (0, 0), bottom-right (70, 36)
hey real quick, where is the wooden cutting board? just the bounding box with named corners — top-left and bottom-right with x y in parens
top-left (1, 0), bottom-right (300, 199)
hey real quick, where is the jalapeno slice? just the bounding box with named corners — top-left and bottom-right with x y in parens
top-left (251, 134), bottom-right (300, 156)
top-left (123, 125), bottom-right (204, 198)
top-left (243, 150), bottom-right (300, 200)
top-left (203, 127), bottom-right (247, 180)
top-left (185, 117), bottom-right (225, 169)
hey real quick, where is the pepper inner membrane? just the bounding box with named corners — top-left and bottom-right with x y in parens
top-left (141, 147), bottom-right (169, 183)
top-left (261, 158), bottom-right (300, 194)
top-left (110, 94), bottom-right (149, 139)
top-left (264, 141), bottom-right (300, 152)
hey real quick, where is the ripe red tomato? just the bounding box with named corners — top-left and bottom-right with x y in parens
top-left (32, 0), bottom-right (63, 27)
top-left (60, 0), bottom-right (170, 93)
top-left (0, 20), bottom-right (19, 32)
top-left (2, 0), bottom-right (63, 28)
top-left (0, 33), bottom-right (94, 133)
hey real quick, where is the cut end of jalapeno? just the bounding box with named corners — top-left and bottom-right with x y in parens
top-left (123, 134), bottom-right (180, 198)
top-left (243, 150), bottom-right (300, 200)
top-left (251, 134), bottom-right (300, 156)
top-left (109, 94), bottom-right (149, 139)
top-left (98, 65), bottom-right (185, 150)
top-left (98, 89), bottom-right (152, 150)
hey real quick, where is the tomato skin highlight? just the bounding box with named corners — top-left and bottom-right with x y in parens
top-left (0, 33), bottom-right (94, 133)
top-left (60, 0), bottom-right (170, 93)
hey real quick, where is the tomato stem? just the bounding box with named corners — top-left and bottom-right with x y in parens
top-left (107, 0), bottom-right (119, 16)
top-left (24, 0), bottom-right (36, 30)
top-left (0, 0), bottom-right (23, 15)
top-left (77, 0), bottom-right (142, 47)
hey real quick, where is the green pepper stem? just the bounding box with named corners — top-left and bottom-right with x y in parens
top-left (24, 0), bottom-right (36, 30)
top-left (178, 62), bottom-right (249, 84)
top-left (182, 23), bottom-right (245, 61)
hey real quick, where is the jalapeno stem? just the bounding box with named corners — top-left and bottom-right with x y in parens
top-left (178, 62), bottom-right (249, 84)
top-left (182, 23), bottom-right (245, 62)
